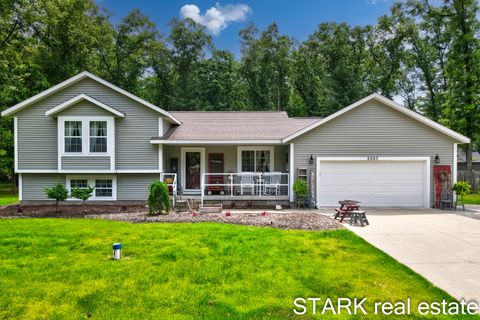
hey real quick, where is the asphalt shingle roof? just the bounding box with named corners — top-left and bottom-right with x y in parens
top-left (157, 111), bottom-right (321, 141)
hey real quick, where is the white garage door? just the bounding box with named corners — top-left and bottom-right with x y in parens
top-left (316, 159), bottom-right (428, 207)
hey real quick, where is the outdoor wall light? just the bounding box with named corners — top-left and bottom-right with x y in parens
top-left (434, 154), bottom-right (440, 164)
top-left (309, 155), bottom-right (314, 164)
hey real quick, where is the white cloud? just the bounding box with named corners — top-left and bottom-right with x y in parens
top-left (180, 3), bottom-right (251, 35)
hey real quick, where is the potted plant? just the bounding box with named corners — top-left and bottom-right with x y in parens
top-left (293, 179), bottom-right (308, 208)
top-left (452, 181), bottom-right (471, 211)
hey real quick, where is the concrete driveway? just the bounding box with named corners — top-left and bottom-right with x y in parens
top-left (342, 209), bottom-right (480, 303)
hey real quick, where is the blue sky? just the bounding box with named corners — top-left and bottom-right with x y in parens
top-left (98, 0), bottom-right (395, 57)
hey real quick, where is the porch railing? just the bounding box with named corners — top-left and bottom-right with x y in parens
top-left (160, 173), bottom-right (178, 197)
top-left (201, 172), bottom-right (289, 205)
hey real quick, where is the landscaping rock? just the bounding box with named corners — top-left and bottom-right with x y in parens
top-left (86, 211), bottom-right (343, 231)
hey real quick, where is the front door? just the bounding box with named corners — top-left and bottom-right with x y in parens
top-left (182, 148), bottom-right (205, 192)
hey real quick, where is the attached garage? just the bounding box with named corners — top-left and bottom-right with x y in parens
top-left (316, 158), bottom-right (430, 207)
top-left (285, 94), bottom-right (470, 209)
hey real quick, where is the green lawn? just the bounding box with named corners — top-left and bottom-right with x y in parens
top-left (464, 193), bottom-right (480, 205)
top-left (0, 181), bottom-right (18, 206)
top-left (0, 219), bottom-right (475, 319)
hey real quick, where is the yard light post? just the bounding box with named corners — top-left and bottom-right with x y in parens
top-left (112, 243), bottom-right (122, 260)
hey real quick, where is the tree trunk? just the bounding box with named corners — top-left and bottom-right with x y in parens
top-left (466, 143), bottom-right (474, 191)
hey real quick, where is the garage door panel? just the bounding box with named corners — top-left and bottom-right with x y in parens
top-left (317, 160), bottom-right (427, 207)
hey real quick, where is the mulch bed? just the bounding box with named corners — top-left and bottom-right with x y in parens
top-left (0, 204), bottom-right (147, 218)
top-left (0, 204), bottom-right (343, 231)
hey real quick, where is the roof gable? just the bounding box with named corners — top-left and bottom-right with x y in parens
top-left (1, 71), bottom-right (180, 124)
top-left (282, 93), bottom-right (470, 144)
top-left (45, 94), bottom-right (125, 117)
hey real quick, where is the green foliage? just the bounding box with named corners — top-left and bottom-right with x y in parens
top-left (452, 181), bottom-right (472, 211)
top-left (147, 181), bottom-right (170, 215)
top-left (293, 179), bottom-right (308, 199)
top-left (44, 183), bottom-right (68, 211)
top-left (71, 186), bottom-right (94, 203)
top-left (452, 181), bottom-right (471, 196)
top-left (0, 219), bottom-right (471, 319)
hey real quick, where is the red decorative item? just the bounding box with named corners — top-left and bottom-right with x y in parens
top-left (433, 165), bottom-right (451, 208)
top-left (192, 211), bottom-right (199, 217)
top-left (261, 211), bottom-right (268, 217)
top-left (225, 211), bottom-right (231, 217)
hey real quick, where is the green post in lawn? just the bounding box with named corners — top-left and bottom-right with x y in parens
top-left (452, 181), bottom-right (471, 211)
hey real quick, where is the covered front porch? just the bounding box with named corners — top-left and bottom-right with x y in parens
top-left (161, 145), bottom-right (292, 205)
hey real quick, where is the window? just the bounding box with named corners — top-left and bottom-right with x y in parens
top-left (241, 150), bottom-right (255, 172)
top-left (65, 121), bottom-right (82, 153)
top-left (95, 179), bottom-right (112, 197)
top-left (89, 121), bottom-right (107, 153)
top-left (238, 147), bottom-right (273, 172)
top-left (67, 176), bottom-right (116, 200)
top-left (70, 179), bottom-right (88, 189)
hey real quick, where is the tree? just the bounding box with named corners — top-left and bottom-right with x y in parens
top-left (147, 181), bottom-right (170, 215)
top-left (239, 23), bottom-right (293, 111)
top-left (32, 0), bottom-right (109, 84)
top-left (292, 23), bottom-right (369, 116)
top-left (401, 0), bottom-right (452, 120)
top-left (71, 186), bottom-right (94, 209)
top-left (443, 0), bottom-right (480, 189)
top-left (168, 18), bottom-right (212, 110)
top-left (197, 49), bottom-right (246, 110)
top-left (44, 183), bottom-right (69, 212)
top-left (364, 4), bottom-right (408, 99)
top-left (98, 9), bottom-right (158, 95)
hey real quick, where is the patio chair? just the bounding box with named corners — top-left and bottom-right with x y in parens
top-left (264, 172), bottom-right (281, 195)
top-left (440, 188), bottom-right (453, 210)
top-left (239, 172), bottom-right (255, 195)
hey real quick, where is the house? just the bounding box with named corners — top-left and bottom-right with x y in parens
top-left (457, 149), bottom-right (480, 171)
top-left (1, 71), bottom-right (470, 208)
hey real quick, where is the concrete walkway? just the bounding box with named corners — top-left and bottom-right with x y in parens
top-left (338, 209), bottom-right (480, 303)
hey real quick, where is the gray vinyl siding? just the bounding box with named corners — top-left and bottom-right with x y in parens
top-left (22, 174), bottom-right (66, 200)
top-left (117, 173), bottom-right (158, 200)
top-left (162, 119), bottom-right (172, 136)
top-left (164, 145), bottom-right (287, 191)
top-left (56, 100), bottom-right (114, 116)
top-left (292, 100), bottom-right (456, 204)
top-left (16, 78), bottom-right (166, 170)
top-left (61, 156), bottom-right (110, 170)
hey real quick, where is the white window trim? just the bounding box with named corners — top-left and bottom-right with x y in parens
top-left (158, 118), bottom-right (164, 172)
top-left (58, 116), bottom-right (115, 170)
top-left (237, 146), bottom-right (275, 173)
top-left (66, 175), bottom-right (117, 201)
top-left (181, 147), bottom-right (205, 193)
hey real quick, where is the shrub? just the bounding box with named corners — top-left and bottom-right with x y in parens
top-left (452, 181), bottom-right (471, 211)
top-left (147, 181), bottom-right (170, 215)
top-left (44, 183), bottom-right (69, 212)
top-left (71, 186), bottom-right (95, 206)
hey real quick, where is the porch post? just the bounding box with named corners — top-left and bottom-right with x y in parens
top-left (158, 144), bottom-right (163, 173)
top-left (289, 143), bottom-right (294, 203)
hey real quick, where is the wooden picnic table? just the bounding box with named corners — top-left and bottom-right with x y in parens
top-left (334, 200), bottom-right (361, 222)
